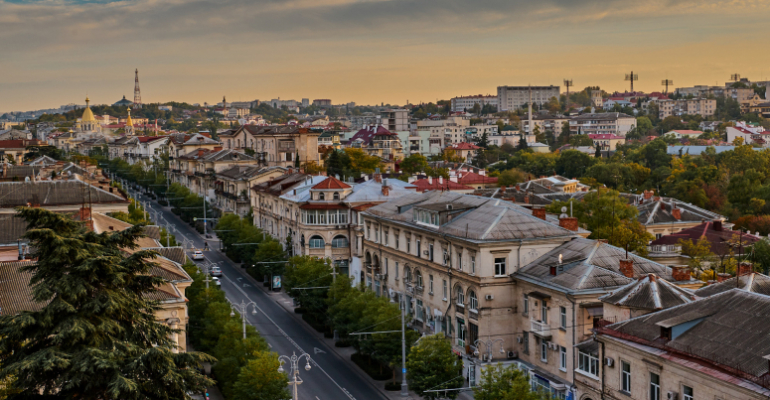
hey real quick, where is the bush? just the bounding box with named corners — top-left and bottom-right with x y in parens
top-left (263, 281), bottom-right (270, 287)
top-left (335, 340), bottom-right (351, 348)
top-left (302, 313), bottom-right (325, 333)
top-left (323, 331), bottom-right (334, 339)
top-left (384, 382), bottom-right (400, 391)
top-left (157, 200), bottom-right (169, 206)
top-left (351, 353), bottom-right (392, 381)
top-left (294, 307), bottom-right (306, 314)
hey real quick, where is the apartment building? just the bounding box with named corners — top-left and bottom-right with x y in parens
top-left (450, 95), bottom-right (498, 112)
top-left (215, 166), bottom-right (285, 217)
top-left (360, 191), bottom-right (581, 388)
top-left (166, 133), bottom-right (222, 159)
top-left (169, 148), bottom-right (256, 199)
top-left (497, 85), bottom-right (560, 112)
top-left (569, 113), bottom-right (636, 136)
top-left (522, 114), bottom-right (570, 135)
top-left (587, 134), bottom-right (625, 151)
top-left (219, 125), bottom-right (321, 168)
top-left (657, 98), bottom-right (716, 119)
top-left (347, 125), bottom-right (404, 162)
top-left (380, 109), bottom-right (409, 132)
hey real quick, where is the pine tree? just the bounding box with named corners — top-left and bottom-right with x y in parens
top-left (0, 207), bottom-right (213, 399)
top-left (595, 146), bottom-right (602, 158)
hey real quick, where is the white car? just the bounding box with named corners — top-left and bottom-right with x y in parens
top-left (211, 276), bottom-right (221, 286)
top-left (192, 250), bottom-right (205, 261)
top-left (210, 266), bottom-right (222, 277)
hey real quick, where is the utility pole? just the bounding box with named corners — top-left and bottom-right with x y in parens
top-left (400, 295), bottom-right (407, 397)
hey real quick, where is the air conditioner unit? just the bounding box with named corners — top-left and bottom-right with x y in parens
top-left (423, 250), bottom-right (430, 255)
top-left (507, 351), bottom-right (518, 359)
top-left (516, 337), bottom-right (523, 344)
top-left (485, 294), bottom-right (494, 300)
top-left (605, 357), bottom-right (614, 367)
top-left (666, 392), bottom-right (678, 400)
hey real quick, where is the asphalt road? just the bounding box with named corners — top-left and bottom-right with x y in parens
top-left (128, 187), bottom-right (388, 400)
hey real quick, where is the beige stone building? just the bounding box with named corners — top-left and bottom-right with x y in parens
top-left (219, 125), bottom-right (321, 168)
top-left (166, 132), bottom-right (222, 159)
top-left (214, 165), bottom-right (285, 217)
top-left (169, 148), bottom-right (256, 199)
top-left (656, 98), bottom-right (716, 119)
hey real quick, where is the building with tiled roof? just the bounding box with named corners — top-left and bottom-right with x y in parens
top-left (599, 273), bottom-right (697, 320)
top-left (219, 125), bottom-right (321, 169)
top-left (214, 165), bottom-right (285, 216)
top-left (411, 177), bottom-right (474, 193)
top-left (0, 179), bottom-right (128, 215)
top-left (579, 289), bottom-right (770, 400)
top-left (649, 220), bottom-right (758, 263)
top-left (456, 171), bottom-right (498, 190)
top-left (445, 142), bottom-right (480, 162)
top-left (348, 125), bottom-right (404, 162)
top-left (694, 269), bottom-right (770, 297)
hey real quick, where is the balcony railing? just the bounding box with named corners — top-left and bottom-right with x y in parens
top-left (530, 320), bottom-right (552, 338)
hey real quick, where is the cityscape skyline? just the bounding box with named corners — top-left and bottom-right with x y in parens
top-left (1, 0), bottom-right (769, 112)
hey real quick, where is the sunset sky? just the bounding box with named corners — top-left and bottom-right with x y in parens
top-left (1, 0), bottom-right (769, 112)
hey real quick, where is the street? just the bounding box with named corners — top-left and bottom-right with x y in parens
top-left (133, 189), bottom-right (389, 400)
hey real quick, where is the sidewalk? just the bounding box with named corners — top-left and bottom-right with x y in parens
top-left (232, 259), bottom-right (475, 400)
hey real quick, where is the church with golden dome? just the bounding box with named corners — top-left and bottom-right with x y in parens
top-left (76, 97), bottom-right (102, 133)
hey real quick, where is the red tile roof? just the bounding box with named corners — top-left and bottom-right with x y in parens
top-left (457, 172), bottom-right (498, 185)
top-left (651, 221), bottom-right (759, 254)
top-left (137, 136), bottom-right (168, 143)
top-left (0, 139), bottom-right (44, 148)
top-left (588, 134), bottom-right (625, 140)
top-left (448, 142), bottom-right (480, 150)
top-left (312, 176), bottom-right (351, 190)
top-left (412, 179), bottom-right (472, 192)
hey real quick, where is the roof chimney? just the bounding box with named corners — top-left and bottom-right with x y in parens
top-left (738, 262), bottom-right (753, 277)
top-left (671, 207), bottom-right (681, 220)
top-left (619, 258), bottom-right (634, 278)
top-left (559, 216), bottom-right (578, 231)
top-left (532, 207), bottom-right (546, 220)
top-left (717, 273), bottom-right (731, 282)
top-left (713, 220), bottom-right (723, 231)
top-left (671, 266), bottom-right (690, 281)
top-left (428, 176), bottom-right (433, 184)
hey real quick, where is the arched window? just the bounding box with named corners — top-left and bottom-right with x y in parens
top-left (415, 270), bottom-right (424, 288)
top-left (404, 267), bottom-right (412, 283)
top-left (331, 235), bottom-right (348, 248)
top-left (333, 192), bottom-right (340, 200)
top-left (319, 192), bottom-right (325, 200)
top-left (469, 290), bottom-right (478, 312)
top-left (456, 286), bottom-right (465, 306)
top-left (309, 235), bottom-right (325, 248)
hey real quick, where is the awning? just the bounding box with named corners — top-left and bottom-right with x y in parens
top-left (574, 339), bottom-right (599, 355)
top-left (300, 203), bottom-right (347, 210)
top-left (528, 291), bottom-right (551, 300)
top-left (585, 306), bottom-right (603, 318)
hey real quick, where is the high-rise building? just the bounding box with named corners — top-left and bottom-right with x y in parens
top-left (496, 85), bottom-right (560, 111)
top-left (450, 95), bottom-right (498, 112)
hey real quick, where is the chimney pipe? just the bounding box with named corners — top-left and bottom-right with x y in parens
top-left (532, 207), bottom-right (546, 220)
top-left (619, 258), bottom-right (634, 278)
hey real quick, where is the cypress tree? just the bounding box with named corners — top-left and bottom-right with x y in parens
top-left (0, 207), bottom-right (213, 399)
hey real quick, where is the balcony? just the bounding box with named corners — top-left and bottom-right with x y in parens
top-left (278, 142), bottom-right (295, 151)
top-left (530, 319), bottom-right (552, 339)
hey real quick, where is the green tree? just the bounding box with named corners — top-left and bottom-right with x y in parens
top-left (569, 134), bottom-right (594, 147)
top-left (473, 363), bottom-right (546, 400)
top-left (283, 256), bottom-right (334, 314)
top-left (752, 238), bottom-right (770, 275)
top-left (555, 150), bottom-right (596, 179)
top-left (406, 334), bottom-right (463, 399)
top-left (0, 207), bottom-right (213, 399)
top-left (344, 147), bottom-right (382, 175)
top-left (232, 351), bottom-right (290, 400)
top-left (498, 169), bottom-right (526, 187)
top-left (557, 121), bottom-right (571, 146)
top-left (400, 153), bottom-right (429, 176)
top-left (679, 236), bottom-right (715, 275)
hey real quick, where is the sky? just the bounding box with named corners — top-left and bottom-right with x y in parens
top-left (1, 0), bottom-right (770, 112)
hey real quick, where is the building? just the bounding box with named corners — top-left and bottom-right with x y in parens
top-left (657, 98), bottom-right (716, 119)
top-left (663, 130), bottom-right (703, 139)
top-left (522, 114), bottom-right (571, 135)
top-left (450, 95), bottom-right (498, 112)
top-left (347, 125), bottom-right (404, 163)
top-left (726, 122), bottom-right (769, 146)
top-left (627, 191), bottom-right (728, 240)
top-left (166, 132), bottom-right (222, 159)
top-left (312, 99), bottom-right (332, 107)
top-left (219, 125), bottom-right (321, 168)
top-left (445, 142), bottom-right (480, 163)
top-left (749, 101), bottom-right (770, 118)
top-left (585, 289), bottom-right (770, 400)
top-left (587, 134), bottom-right (625, 151)
top-left (0, 139), bottom-right (45, 164)
top-left (380, 109), bottom-right (409, 132)
top-left (410, 177), bottom-right (475, 193)
top-left (214, 165), bottom-right (285, 217)
top-left (456, 171), bottom-right (498, 190)
top-left (170, 148), bottom-right (257, 199)
top-left (497, 86), bottom-right (561, 112)
top-left (647, 220), bottom-right (758, 266)
top-left (569, 113), bottom-right (636, 137)
top-left (75, 97), bottom-right (101, 133)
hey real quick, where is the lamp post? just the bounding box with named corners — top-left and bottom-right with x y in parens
top-left (277, 352), bottom-right (312, 400)
top-left (472, 338), bottom-right (505, 363)
top-left (229, 299), bottom-right (257, 339)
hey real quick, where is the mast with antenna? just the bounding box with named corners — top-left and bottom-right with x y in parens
top-left (625, 71), bottom-right (639, 92)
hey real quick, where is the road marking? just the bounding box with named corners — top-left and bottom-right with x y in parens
top-left (222, 275), bottom-right (357, 400)
top-left (243, 284), bottom-right (251, 288)
top-left (314, 347), bottom-right (326, 355)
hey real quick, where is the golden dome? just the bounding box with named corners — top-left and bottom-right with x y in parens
top-left (81, 97), bottom-right (96, 123)
top-left (125, 107), bottom-right (134, 127)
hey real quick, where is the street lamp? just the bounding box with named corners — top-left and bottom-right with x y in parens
top-left (277, 352), bottom-right (312, 400)
top-left (472, 338), bottom-right (505, 362)
top-left (229, 299), bottom-right (258, 339)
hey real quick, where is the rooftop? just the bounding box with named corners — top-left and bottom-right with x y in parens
top-left (694, 272), bottom-right (770, 297)
top-left (599, 273), bottom-right (697, 311)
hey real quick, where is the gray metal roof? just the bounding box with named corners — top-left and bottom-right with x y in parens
top-left (0, 180), bottom-right (127, 208)
top-left (600, 274), bottom-right (697, 311)
top-left (516, 238), bottom-right (696, 292)
top-left (344, 179), bottom-right (417, 204)
top-left (694, 273), bottom-right (770, 297)
top-left (605, 289), bottom-right (770, 379)
top-left (623, 194), bottom-right (725, 226)
top-left (364, 191), bottom-right (577, 242)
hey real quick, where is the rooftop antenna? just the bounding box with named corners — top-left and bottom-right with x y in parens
top-left (661, 79), bottom-right (674, 94)
top-left (730, 73), bottom-right (741, 83)
top-left (625, 71), bottom-right (639, 92)
top-left (563, 79), bottom-right (573, 109)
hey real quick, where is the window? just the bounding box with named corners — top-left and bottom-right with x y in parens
top-left (560, 306), bottom-right (567, 329)
top-left (471, 255), bottom-right (476, 274)
top-left (309, 235), bottom-right (325, 249)
top-left (416, 239), bottom-right (421, 256)
top-left (457, 318), bottom-right (466, 347)
top-left (443, 280), bottom-right (448, 300)
top-left (523, 295), bottom-right (529, 315)
top-left (442, 249), bottom-right (447, 265)
top-left (319, 192), bottom-right (325, 200)
top-left (416, 300), bottom-right (424, 321)
top-left (331, 235), bottom-right (348, 248)
top-left (407, 239), bottom-right (411, 253)
top-left (649, 373), bottom-right (660, 400)
top-left (384, 258), bottom-right (389, 275)
top-left (577, 350), bottom-right (599, 377)
top-left (416, 271), bottom-right (424, 288)
top-left (429, 244), bottom-right (434, 261)
top-left (395, 262), bottom-right (399, 279)
top-left (429, 275), bottom-right (434, 294)
top-left (559, 346), bottom-right (567, 371)
top-left (541, 301), bottom-right (548, 323)
top-left (395, 235), bottom-right (399, 249)
top-left (540, 340), bottom-right (548, 363)
top-left (621, 361), bottom-right (631, 393)
top-left (333, 192), bottom-right (340, 200)
top-left (366, 224), bottom-right (370, 239)
top-left (522, 332), bottom-right (529, 355)
top-left (456, 286), bottom-right (465, 306)
top-left (384, 231), bottom-right (389, 246)
top-left (493, 257), bottom-right (507, 276)
top-left (682, 385), bottom-right (693, 400)
top-left (469, 291), bottom-right (478, 312)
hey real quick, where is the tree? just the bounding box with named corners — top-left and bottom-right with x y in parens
top-left (477, 132), bottom-right (490, 149)
top-left (752, 238), bottom-right (770, 275)
top-left (679, 236), bottom-right (715, 275)
top-left (473, 363), bottom-right (545, 400)
top-left (555, 150), bottom-right (596, 179)
top-left (283, 256), bottom-right (334, 314)
top-left (0, 207), bottom-right (213, 399)
top-left (232, 351), bottom-right (290, 400)
top-left (557, 121), bottom-right (571, 146)
top-left (406, 334), bottom-right (463, 399)
top-left (399, 153), bottom-right (428, 176)
top-left (303, 161), bottom-right (325, 174)
top-left (636, 116), bottom-right (654, 136)
top-left (569, 134), bottom-right (594, 147)
top-left (344, 147), bottom-right (382, 175)
top-left (517, 136), bottom-right (528, 151)
top-left (498, 169), bottom-right (526, 187)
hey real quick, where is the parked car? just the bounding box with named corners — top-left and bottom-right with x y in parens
top-left (212, 276), bottom-right (221, 286)
top-left (192, 250), bottom-right (205, 261)
top-left (210, 266), bottom-right (222, 277)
